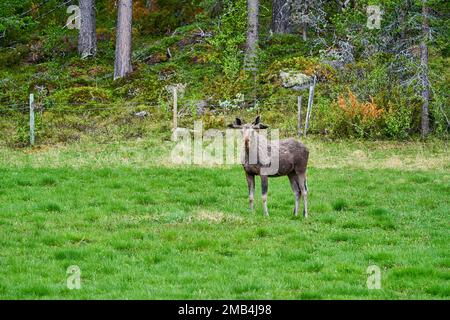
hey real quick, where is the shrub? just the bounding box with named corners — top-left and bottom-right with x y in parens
top-left (263, 56), bottom-right (335, 84)
top-left (45, 87), bottom-right (112, 110)
top-left (0, 45), bottom-right (29, 67)
top-left (335, 90), bottom-right (384, 138)
top-left (209, 0), bottom-right (247, 78)
top-left (41, 24), bottom-right (77, 59)
top-left (136, 0), bottom-right (204, 35)
top-left (383, 102), bottom-right (414, 139)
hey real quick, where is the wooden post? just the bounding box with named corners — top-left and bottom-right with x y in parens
top-left (304, 76), bottom-right (317, 137)
top-left (29, 93), bottom-right (35, 146)
top-left (297, 96), bottom-right (302, 137)
top-left (173, 87), bottom-right (178, 131)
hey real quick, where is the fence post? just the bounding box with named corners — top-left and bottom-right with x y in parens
top-left (29, 93), bottom-right (35, 146)
top-left (173, 87), bottom-right (178, 131)
top-left (304, 75), bottom-right (317, 137)
top-left (297, 96), bottom-right (302, 137)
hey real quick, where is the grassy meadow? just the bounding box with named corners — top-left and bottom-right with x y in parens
top-left (0, 138), bottom-right (448, 299)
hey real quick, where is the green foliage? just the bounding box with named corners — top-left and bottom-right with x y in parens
top-left (209, 0), bottom-right (247, 77)
top-left (111, 71), bottom-right (162, 102)
top-left (259, 34), bottom-right (310, 65)
top-left (0, 45), bottom-right (30, 67)
top-left (263, 56), bottom-right (335, 84)
top-left (431, 94), bottom-right (449, 137)
top-left (0, 1), bottom-right (36, 43)
top-left (45, 87), bottom-right (112, 110)
top-left (383, 101), bottom-right (415, 139)
top-left (0, 0), bottom-right (448, 142)
top-left (136, 0), bottom-right (204, 35)
top-left (41, 24), bottom-right (77, 59)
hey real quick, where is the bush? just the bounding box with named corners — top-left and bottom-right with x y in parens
top-left (41, 24), bottom-right (77, 59)
top-left (136, 0), bottom-right (204, 35)
top-left (263, 56), bottom-right (335, 84)
top-left (45, 87), bottom-right (112, 111)
top-left (383, 102), bottom-right (414, 139)
top-left (334, 90), bottom-right (384, 138)
top-left (209, 0), bottom-right (247, 78)
top-left (0, 44), bottom-right (31, 67)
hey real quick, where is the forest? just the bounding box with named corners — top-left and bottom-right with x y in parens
top-left (0, 0), bottom-right (448, 146)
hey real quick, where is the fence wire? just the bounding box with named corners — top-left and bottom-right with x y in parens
top-left (0, 93), bottom-right (312, 147)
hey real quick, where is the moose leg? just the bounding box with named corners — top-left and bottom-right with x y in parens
top-left (298, 173), bottom-right (308, 218)
top-left (288, 174), bottom-right (300, 216)
top-left (261, 175), bottom-right (269, 216)
top-left (246, 173), bottom-right (255, 211)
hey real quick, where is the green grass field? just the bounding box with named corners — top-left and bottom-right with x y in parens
top-left (0, 138), bottom-right (448, 299)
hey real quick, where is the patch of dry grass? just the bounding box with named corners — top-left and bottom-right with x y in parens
top-left (0, 136), bottom-right (448, 171)
top-left (193, 210), bottom-right (244, 223)
top-left (307, 138), bottom-right (449, 171)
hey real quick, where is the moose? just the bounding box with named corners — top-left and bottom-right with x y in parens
top-left (228, 116), bottom-right (309, 217)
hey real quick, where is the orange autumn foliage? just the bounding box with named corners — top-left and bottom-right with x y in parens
top-left (133, 1), bottom-right (153, 20)
top-left (337, 90), bottom-right (383, 123)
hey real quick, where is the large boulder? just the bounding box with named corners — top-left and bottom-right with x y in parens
top-left (279, 71), bottom-right (313, 89)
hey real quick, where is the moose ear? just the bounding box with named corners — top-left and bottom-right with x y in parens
top-left (252, 115), bottom-right (261, 125)
top-left (228, 118), bottom-right (243, 128)
top-left (255, 123), bottom-right (269, 129)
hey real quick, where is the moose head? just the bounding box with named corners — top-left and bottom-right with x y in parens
top-left (228, 116), bottom-right (269, 148)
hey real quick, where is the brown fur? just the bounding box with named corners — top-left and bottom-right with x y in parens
top-left (229, 116), bottom-right (309, 217)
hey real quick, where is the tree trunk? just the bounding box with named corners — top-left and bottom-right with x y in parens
top-left (114, 0), bottom-right (133, 80)
top-left (301, 0), bottom-right (308, 41)
top-left (302, 22), bottom-right (307, 41)
top-left (245, 0), bottom-right (259, 71)
top-left (78, 0), bottom-right (97, 58)
top-left (337, 0), bottom-right (350, 11)
top-left (272, 0), bottom-right (291, 34)
top-left (400, 0), bottom-right (413, 42)
top-left (420, 0), bottom-right (430, 138)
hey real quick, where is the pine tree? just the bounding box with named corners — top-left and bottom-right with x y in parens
top-left (114, 0), bottom-right (133, 80)
top-left (78, 0), bottom-right (97, 59)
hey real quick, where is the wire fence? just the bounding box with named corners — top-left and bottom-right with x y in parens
top-left (0, 0), bottom-right (74, 44)
top-left (18, 0), bottom-right (53, 18)
top-left (0, 93), bottom-right (312, 147)
top-left (14, 0), bottom-right (74, 20)
top-left (36, 0), bottom-right (73, 20)
top-left (0, 95), bottom-right (305, 112)
top-left (0, 103), bottom-right (162, 115)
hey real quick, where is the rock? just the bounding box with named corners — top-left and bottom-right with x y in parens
top-left (183, 99), bottom-right (209, 115)
top-left (134, 111), bottom-right (149, 118)
top-left (279, 71), bottom-right (312, 89)
top-left (194, 100), bottom-right (209, 115)
top-left (194, 100), bottom-right (209, 109)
